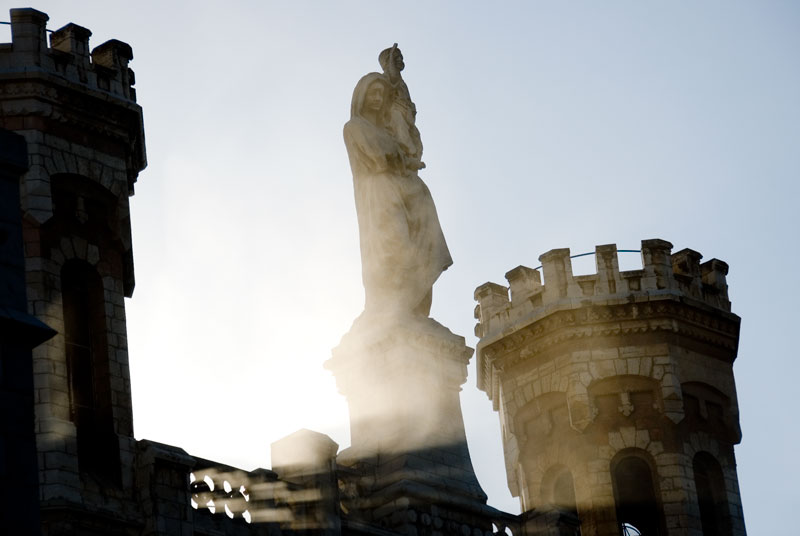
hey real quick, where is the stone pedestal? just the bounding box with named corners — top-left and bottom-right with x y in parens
top-left (326, 314), bottom-right (496, 533)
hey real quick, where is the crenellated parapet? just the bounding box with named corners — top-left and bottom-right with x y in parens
top-left (0, 8), bottom-right (146, 201)
top-left (473, 239), bottom-right (745, 535)
top-left (475, 239), bottom-right (731, 348)
top-left (1, 9), bottom-right (138, 102)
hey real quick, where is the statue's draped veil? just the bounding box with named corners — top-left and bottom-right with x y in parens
top-left (349, 72), bottom-right (389, 121)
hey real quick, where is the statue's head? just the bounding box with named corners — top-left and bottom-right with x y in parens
top-left (379, 44), bottom-right (404, 73)
top-left (364, 80), bottom-right (386, 114)
top-left (350, 72), bottom-right (391, 122)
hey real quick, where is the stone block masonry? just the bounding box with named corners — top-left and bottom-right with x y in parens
top-left (1, 7), bottom-right (148, 533)
top-left (474, 239), bottom-right (745, 536)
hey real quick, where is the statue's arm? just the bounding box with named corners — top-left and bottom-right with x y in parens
top-left (344, 120), bottom-right (404, 174)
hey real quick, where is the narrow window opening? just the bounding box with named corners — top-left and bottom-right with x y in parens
top-left (612, 454), bottom-right (662, 535)
top-left (552, 470), bottom-right (577, 514)
top-left (62, 260), bottom-right (120, 485)
top-left (541, 465), bottom-right (581, 533)
top-left (693, 452), bottom-right (731, 536)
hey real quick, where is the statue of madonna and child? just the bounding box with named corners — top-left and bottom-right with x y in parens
top-left (333, 48), bottom-right (483, 494)
top-left (344, 44), bottom-right (452, 320)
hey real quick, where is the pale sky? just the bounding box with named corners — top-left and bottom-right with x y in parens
top-left (7, 1), bottom-right (799, 530)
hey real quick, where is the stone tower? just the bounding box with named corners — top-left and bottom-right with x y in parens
top-left (0, 8), bottom-right (146, 533)
top-left (474, 240), bottom-right (744, 536)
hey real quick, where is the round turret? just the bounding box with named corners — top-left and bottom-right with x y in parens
top-left (474, 239), bottom-right (744, 536)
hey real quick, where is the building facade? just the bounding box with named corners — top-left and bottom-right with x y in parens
top-left (1, 8), bottom-right (746, 536)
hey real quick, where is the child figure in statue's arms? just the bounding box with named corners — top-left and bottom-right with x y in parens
top-left (379, 44), bottom-right (426, 173)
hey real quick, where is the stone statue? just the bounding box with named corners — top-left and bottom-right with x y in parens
top-left (343, 48), bottom-right (451, 317)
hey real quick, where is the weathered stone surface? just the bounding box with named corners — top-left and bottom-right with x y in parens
top-left (475, 240), bottom-right (746, 536)
top-left (328, 314), bottom-right (481, 499)
top-left (325, 309), bottom-right (509, 533)
top-left (1, 8), bottom-right (149, 534)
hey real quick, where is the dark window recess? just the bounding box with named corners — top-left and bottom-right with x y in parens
top-left (629, 391), bottom-right (656, 417)
top-left (693, 453), bottom-right (731, 536)
top-left (684, 394), bottom-right (701, 420)
top-left (707, 402), bottom-right (724, 424)
top-left (595, 393), bottom-right (619, 421)
top-left (62, 261), bottom-right (120, 485)
top-left (50, 174), bottom-right (120, 246)
top-left (541, 465), bottom-right (581, 534)
top-left (612, 455), bottom-right (662, 536)
top-left (681, 383), bottom-right (733, 441)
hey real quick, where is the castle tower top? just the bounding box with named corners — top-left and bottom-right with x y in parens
top-left (2, 8), bottom-right (137, 101)
top-left (474, 239), bottom-right (735, 399)
top-left (0, 8), bottom-right (145, 194)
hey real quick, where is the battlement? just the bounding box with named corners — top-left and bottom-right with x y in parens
top-left (474, 239), bottom-right (731, 341)
top-left (0, 8), bottom-right (137, 101)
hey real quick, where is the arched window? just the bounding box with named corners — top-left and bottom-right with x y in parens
top-left (552, 470), bottom-right (577, 513)
top-left (693, 452), bottom-right (731, 536)
top-left (612, 453), bottom-right (662, 535)
top-left (541, 465), bottom-right (580, 532)
top-left (61, 260), bottom-right (120, 484)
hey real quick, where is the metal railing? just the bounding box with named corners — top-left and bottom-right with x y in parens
top-left (0, 21), bottom-right (55, 33)
top-left (532, 249), bottom-right (641, 271)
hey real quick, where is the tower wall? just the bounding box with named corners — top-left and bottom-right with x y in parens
top-left (474, 240), bottom-right (744, 536)
top-left (0, 8), bottom-right (146, 532)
